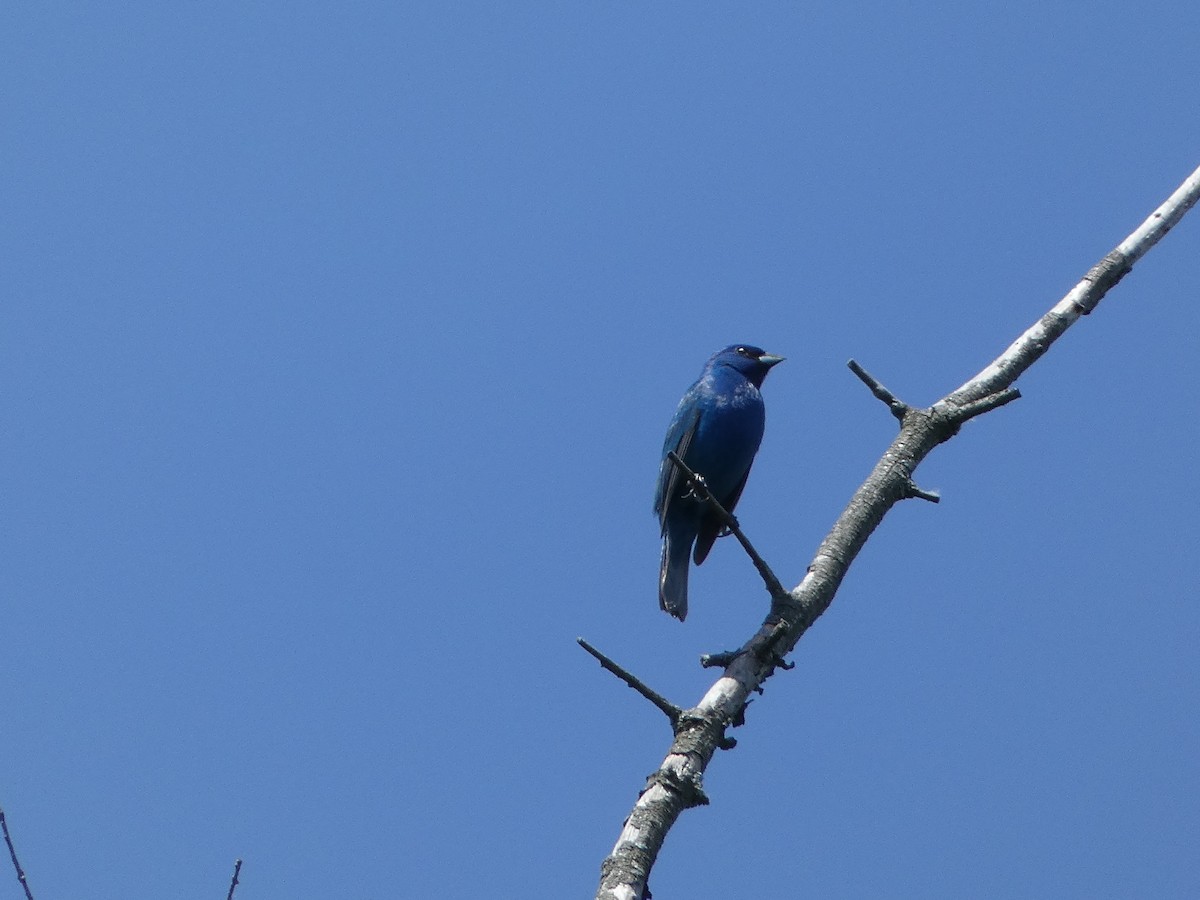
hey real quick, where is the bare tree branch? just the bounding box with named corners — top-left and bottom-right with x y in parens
top-left (226, 858), bottom-right (243, 900)
top-left (578, 638), bottom-right (684, 729)
top-left (0, 807), bottom-right (35, 900)
top-left (847, 359), bottom-right (909, 420)
top-left (593, 163), bottom-right (1200, 900)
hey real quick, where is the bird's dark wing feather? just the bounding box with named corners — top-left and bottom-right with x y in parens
top-left (655, 406), bottom-right (701, 532)
top-left (720, 461), bottom-right (753, 518)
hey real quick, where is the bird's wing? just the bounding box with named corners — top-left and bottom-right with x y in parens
top-left (654, 404), bottom-right (702, 532)
top-left (720, 460), bottom-right (753, 517)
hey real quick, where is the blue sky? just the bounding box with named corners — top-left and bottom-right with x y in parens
top-left (3, 4), bottom-right (1199, 898)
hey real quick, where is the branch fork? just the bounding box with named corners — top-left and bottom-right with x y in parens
top-left (849, 359), bottom-right (1023, 501)
top-left (593, 164), bottom-right (1200, 900)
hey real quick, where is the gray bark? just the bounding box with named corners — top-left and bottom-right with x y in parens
top-left (595, 163), bottom-right (1200, 900)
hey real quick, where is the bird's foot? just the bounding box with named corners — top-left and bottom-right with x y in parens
top-left (717, 515), bottom-right (740, 538)
top-left (681, 472), bottom-right (709, 501)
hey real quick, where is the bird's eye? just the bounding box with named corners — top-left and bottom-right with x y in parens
top-left (736, 346), bottom-right (753, 357)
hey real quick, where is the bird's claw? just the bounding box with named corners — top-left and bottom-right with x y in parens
top-left (682, 472), bottom-right (709, 501)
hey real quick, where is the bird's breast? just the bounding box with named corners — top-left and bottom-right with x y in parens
top-left (705, 379), bottom-right (762, 409)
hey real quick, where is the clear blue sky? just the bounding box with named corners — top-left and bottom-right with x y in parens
top-left (3, 4), bottom-right (1198, 898)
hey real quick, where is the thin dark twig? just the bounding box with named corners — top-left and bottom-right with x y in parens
top-left (0, 807), bottom-right (34, 900)
top-left (847, 359), bottom-right (909, 420)
top-left (578, 638), bottom-right (683, 727)
top-left (665, 451), bottom-right (789, 602)
top-left (226, 858), bottom-right (243, 900)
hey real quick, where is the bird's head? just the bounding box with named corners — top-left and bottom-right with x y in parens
top-left (709, 344), bottom-right (785, 387)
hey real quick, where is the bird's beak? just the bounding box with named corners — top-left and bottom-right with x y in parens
top-left (757, 353), bottom-right (785, 368)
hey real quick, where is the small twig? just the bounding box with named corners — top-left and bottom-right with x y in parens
top-left (950, 387), bottom-right (1021, 424)
top-left (665, 452), bottom-right (789, 602)
top-left (0, 807), bottom-right (34, 900)
top-left (578, 638), bottom-right (683, 728)
top-left (903, 479), bottom-right (941, 503)
top-left (699, 649), bottom-right (740, 669)
top-left (847, 359), bottom-right (909, 420)
top-left (226, 858), bottom-right (243, 900)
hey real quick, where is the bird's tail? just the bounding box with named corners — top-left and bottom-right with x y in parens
top-left (658, 532), bottom-right (690, 621)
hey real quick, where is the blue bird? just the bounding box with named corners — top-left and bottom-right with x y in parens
top-left (654, 345), bottom-right (784, 620)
